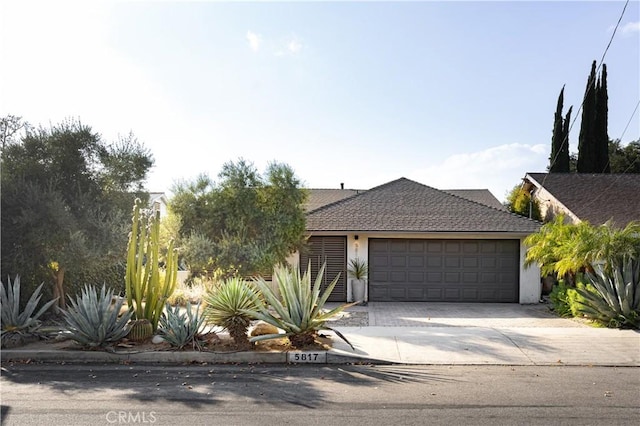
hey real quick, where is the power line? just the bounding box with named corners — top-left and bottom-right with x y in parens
top-left (545, 0), bottom-right (630, 175)
top-left (568, 98), bottom-right (640, 212)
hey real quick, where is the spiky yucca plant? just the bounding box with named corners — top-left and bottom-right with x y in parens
top-left (245, 263), bottom-right (355, 349)
top-left (573, 258), bottom-right (640, 328)
top-left (62, 285), bottom-right (133, 347)
top-left (1, 276), bottom-right (57, 348)
top-left (204, 277), bottom-right (258, 347)
top-left (159, 302), bottom-right (206, 349)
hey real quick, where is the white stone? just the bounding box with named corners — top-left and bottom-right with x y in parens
top-left (151, 335), bottom-right (165, 344)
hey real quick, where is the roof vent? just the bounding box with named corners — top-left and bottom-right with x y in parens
top-left (340, 183), bottom-right (344, 190)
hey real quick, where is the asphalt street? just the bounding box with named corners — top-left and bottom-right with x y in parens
top-left (1, 363), bottom-right (639, 425)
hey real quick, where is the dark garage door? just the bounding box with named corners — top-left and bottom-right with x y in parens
top-left (369, 239), bottom-right (519, 302)
top-left (299, 236), bottom-right (347, 302)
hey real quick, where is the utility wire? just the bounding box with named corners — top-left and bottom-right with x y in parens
top-left (545, 0), bottom-right (630, 177)
top-left (578, 99), bottom-right (640, 212)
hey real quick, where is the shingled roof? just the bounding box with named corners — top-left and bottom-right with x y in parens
top-left (525, 173), bottom-right (640, 226)
top-left (444, 189), bottom-right (505, 210)
top-left (306, 178), bottom-right (540, 233)
top-left (304, 188), bottom-right (362, 211)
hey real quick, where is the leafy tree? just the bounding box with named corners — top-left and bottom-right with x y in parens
top-left (0, 115), bottom-right (32, 151)
top-left (525, 216), bottom-right (640, 280)
top-left (549, 86), bottom-right (572, 173)
top-left (170, 159), bottom-right (308, 278)
top-left (1, 118), bottom-right (154, 310)
top-left (609, 139), bottom-right (640, 173)
top-left (505, 185), bottom-right (541, 220)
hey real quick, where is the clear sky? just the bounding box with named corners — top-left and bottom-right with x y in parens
top-left (1, 0), bottom-right (639, 202)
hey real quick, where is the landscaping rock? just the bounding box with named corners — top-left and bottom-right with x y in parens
top-left (250, 321), bottom-right (279, 337)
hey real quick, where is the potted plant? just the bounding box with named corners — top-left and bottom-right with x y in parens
top-left (347, 257), bottom-right (368, 304)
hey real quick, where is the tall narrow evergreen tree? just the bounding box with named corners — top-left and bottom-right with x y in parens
top-left (577, 60), bottom-right (598, 173)
top-left (550, 86), bottom-right (571, 172)
top-left (595, 64), bottom-right (610, 172)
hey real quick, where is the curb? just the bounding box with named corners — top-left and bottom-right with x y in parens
top-left (1, 349), bottom-right (382, 365)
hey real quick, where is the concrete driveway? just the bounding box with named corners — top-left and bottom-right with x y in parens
top-left (346, 301), bottom-right (589, 328)
top-left (327, 302), bottom-right (640, 366)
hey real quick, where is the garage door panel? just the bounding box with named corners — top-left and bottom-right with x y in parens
top-left (427, 257), bottom-right (442, 267)
top-left (426, 288), bottom-right (442, 299)
top-left (463, 272), bottom-right (478, 283)
top-left (427, 272), bottom-right (442, 282)
top-left (391, 271), bottom-right (406, 282)
top-left (409, 256), bottom-right (424, 267)
top-left (391, 256), bottom-right (406, 267)
top-left (463, 242), bottom-right (479, 253)
top-left (409, 241), bottom-right (424, 252)
top-left (445, 257), bottom-right (460, 268)
top-left (408, 288), bottom-right (424, 299)
top-left (462, 288), bottom-right (478, 299)
top-left (408, 272), bottom-right (424, 282)
top-left (463, 257), bottom-right (478, 268)
top-left (369, 239), bottom-right (519, 302)
top-left (445, 242), bottom-right (461, 253)
top-left (391, 241), bottom-right (406, 252)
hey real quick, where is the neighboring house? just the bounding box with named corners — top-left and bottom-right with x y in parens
top-left (443, 189), bottom-right (506, 210)
top-left (148, 192), bottom-right (169, 218)
top-left (522, 173), bottom-right (640, 226)
top-left (296, 178), bottom-right (541, 304)
top-left (304, 187), bottom-right (363, 211)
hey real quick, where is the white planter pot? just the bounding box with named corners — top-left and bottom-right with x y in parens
top-left (351, 279), bottom-right (366, 303)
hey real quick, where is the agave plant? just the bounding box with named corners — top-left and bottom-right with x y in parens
top-left (158, 302), bottom-right (206, 349)
top-left (572, 258), bottom-right (640, 328)
top-left (204, 277), bottom-right (259, 347)
top-left (245, 263), bottom-right (355, 349)
top-left (62, 285), bottom-right (133, 347)
top-left (1, 276), bottom-right (57, 348)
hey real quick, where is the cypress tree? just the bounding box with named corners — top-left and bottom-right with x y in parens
top-left (562, 105), bottom-right (573, 165)
top-left (550, 86), bottom-right (570, 172)
top-left (577, 60), bottom-right (598, 173)
top-left (595, 64), bottom-right (610, 172)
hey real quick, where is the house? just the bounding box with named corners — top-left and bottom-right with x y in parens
top-left (295, 178), bottom-right (541, 304)
top-left (148, 192), bottom-right (169, 218)
top-left (522, 173), bottom-right (640, 226)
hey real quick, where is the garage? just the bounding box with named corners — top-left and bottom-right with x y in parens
top-left (369, 238), bottom-right (520, 302)
top-left (299, 236), bottom-right (347, 302)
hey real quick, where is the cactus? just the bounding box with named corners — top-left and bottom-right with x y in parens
top-left (127, 319), bottom-right (153, 342)
top-left (125, 199), bottom-right (178, 331)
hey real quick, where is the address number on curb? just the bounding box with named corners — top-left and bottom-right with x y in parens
top-left (287, 352), bottom-right (327, 363)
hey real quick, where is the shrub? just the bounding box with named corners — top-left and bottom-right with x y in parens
top-left (1, 276), bottom-right (57, 348)
top-left (245, 263), bottom-right (355, 349)
top-left (62, 285), bottom-right (133, 347)
top-left (204, 277), bottom-right (258, 347)
top-left (159, 302), bottom-right (206, 349)
top-left (572, 258), bottom-right (640, 328)
top-left (549, 282), bottom-right (572, 317)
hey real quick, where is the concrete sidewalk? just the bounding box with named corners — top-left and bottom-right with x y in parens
top-left (2, 303), bottom-right (639, 366)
